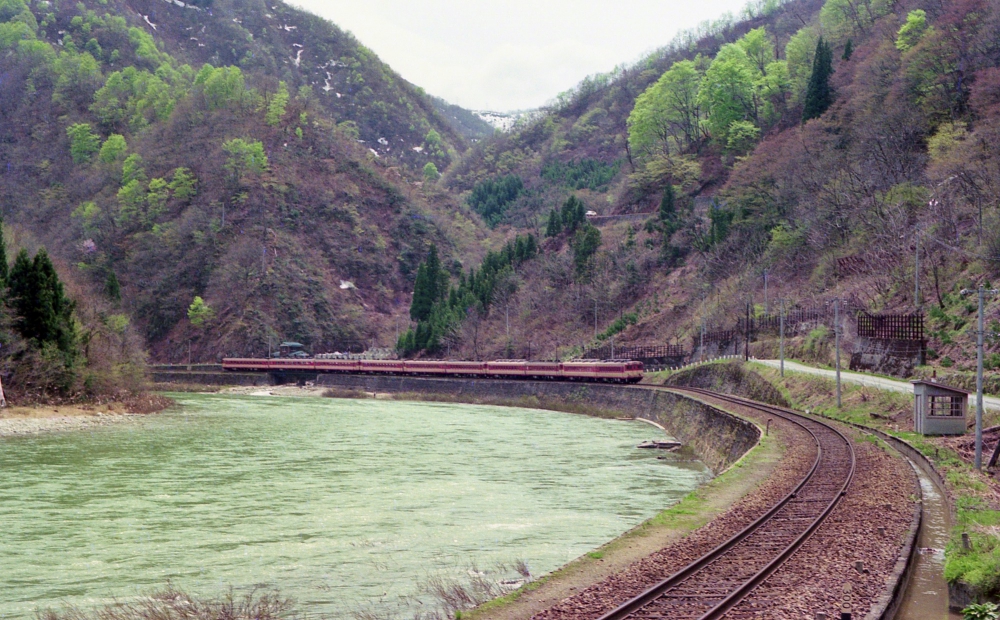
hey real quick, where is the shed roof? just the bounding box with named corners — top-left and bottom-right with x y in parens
top-left (910, 380), bottom-right (972, 395)
top-left (280, 342), bottom-right (305, 348)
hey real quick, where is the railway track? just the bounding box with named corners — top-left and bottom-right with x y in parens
top-left (594, 387), bottom-right (856, 620)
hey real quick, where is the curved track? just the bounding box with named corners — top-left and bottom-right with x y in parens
top-left (595, 387), bottom-right (856, 620)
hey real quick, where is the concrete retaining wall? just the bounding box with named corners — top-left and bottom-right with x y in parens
top-left (315, 374), bottom-right (759, 474)
top-left (153, 371), bottom-right (274, 386)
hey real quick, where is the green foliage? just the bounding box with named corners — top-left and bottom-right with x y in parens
top-left (0, 20), bottom-right (34, 51)
top-left (785, 27), bottom-right (819, 103)
top-left (842, 39), bottom-right (853, 61)
top-left (802, 37), bottom-right (834, 121)
top-left (658, 185), bottom-right (684, 265)
top-left (597, 313), bottom-right (637, 341)
top-left (696, 29), bottom-right (786, 148)
top-left (0, 216), bottom-right (7, 286)
top-left (560, 195), bottom-right (587, 234)
top-left (628, 59), bottom-right (704, 158)
top-left (66, 123), bottom-right (100, 164)
top-left (92, 67), bottom-right (185, 131)
top-left (540, 158), bottom-right (620, 191)
top-left (963, 603), bottom-right (999, 620)
top-left (571, 224), bottom-right (602, 282)
top-left (400, 235), bottom-right (539, 356)
top-left (545, 208), bottom-right (563, 238)
top-left (104, 270), bottom-right (121, 302)
top-left (424, 129), bottom-right (444, 157)
top-left (820, 0), bottom-right (891, 42)
top-left (196, 64), bottom-right (248, 111)
top-left (726, 120), bottom-right (761, 154)
top-left (53, 51), bottom-right (102, 106)
top-left (168, 167), bottom-right (197, 201)
top-left (896, 10), bottom-right (929, 52)
top-left (8, 248), bottom-right (77, 357)
top-left (409, 244), bottom-right (447, 322)
top-left (121, 153), bottom-right (146, 185)
top-left (467, 175), bottom-right (523, 228)
top-left (222, 138), bottom-right (268, 186)
top-left (98, 133), bottom-right (127, 164)
top-left (422, 161), bottom-right (440, 183)
top-left (187, 296), bottom-right (214, 328)
top-left (265, 81), bottom-right (289, 126)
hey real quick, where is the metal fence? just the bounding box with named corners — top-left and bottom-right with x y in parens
top-left (856, 312), bottom-right (925, 341)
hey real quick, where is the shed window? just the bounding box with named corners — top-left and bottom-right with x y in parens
top-left (928, 395), bottom-right (964, 417)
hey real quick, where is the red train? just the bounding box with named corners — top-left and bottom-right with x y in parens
top-left (221, 357), bottom-right (645, 383)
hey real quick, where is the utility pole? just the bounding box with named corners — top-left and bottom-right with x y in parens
top-left (763, 269), bottom-right (769, 315)
top-left (835, 299), bottom-right (842, 409)
top-left (915, 236), bottom-right (920, 310)
top-left (962, 285), bottom-right (998, 470)
top-left (977, 286), bottom-right (984, 470)
top-left (594, 297), bottom-right (598, 339)
top-left (700, 322), bottom-right (705, 362)
top-left (780, 299), bottom-right (785, 378)
top-left (744, 302), bottom-right (750, 362)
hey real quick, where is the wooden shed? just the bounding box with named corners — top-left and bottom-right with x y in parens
top-left (911, 380), bottom-right (969, 436)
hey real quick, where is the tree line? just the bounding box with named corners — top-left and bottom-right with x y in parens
top-left (398, 234), bottom-right (538, 356)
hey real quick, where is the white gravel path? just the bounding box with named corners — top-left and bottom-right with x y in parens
top-left (755, 359), bottom-right (1000, 411)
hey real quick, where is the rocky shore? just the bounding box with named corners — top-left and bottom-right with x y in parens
top-left (0, 406), bottom-right (145, 438)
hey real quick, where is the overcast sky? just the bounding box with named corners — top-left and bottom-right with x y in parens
top-left (287, 0), bottom-right (751, 111)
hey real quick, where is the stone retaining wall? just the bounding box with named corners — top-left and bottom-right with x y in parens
top-left (315, 374), bottom-right (759, 474)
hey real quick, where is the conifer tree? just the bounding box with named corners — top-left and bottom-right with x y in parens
top-left (842, 39), bottom-right (853, 61)
top-left (659, 185), bottom-right (676, 224)
top-left (104, 270), bottom-right (121, 302)
top-left (8, 249), bottom-right (76, 356)
top-left (409, 262), bottom-right (431, 322)
top-left (545, 209), bottom-right (562, 237)
top-left (802, 37), bottom-right (834, 122)
top-left (0, 216), bottom-right (8, 287)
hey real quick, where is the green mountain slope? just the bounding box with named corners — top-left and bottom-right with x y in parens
top-left (0, 0), bottom-right (489, 361)
top-left (426, 0), bottom-right (1000, 367)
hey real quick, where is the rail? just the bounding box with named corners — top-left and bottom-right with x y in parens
top-left (596, 387), bottom-right (856, 620)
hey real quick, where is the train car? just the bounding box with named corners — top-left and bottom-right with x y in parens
top-left (314, 359), bottom-right (361, 373)
top-left (222, 358), bottom-right (273, 372)
top-left (404, 360), bottom-right (450, 375)
top-left (524, 362), bottom-right (562, 379)
top-left (560, 360), bottom-right (603, 381)
top-left (443, 361), bottom-right (488, 376)
top-left (271, 358), bottom-right (316, 373)
top-left (360, 360), bottom-right (404, 374)
top-left (625, 360), bottom-right (644, 383)
top-left (486, 360), bottom-right (527, 378)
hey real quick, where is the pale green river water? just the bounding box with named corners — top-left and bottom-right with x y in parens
top-left (0, 394), bottom-right (711, 619)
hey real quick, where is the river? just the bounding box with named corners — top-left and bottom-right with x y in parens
top-left (0, 394), bottom-right (710, 618)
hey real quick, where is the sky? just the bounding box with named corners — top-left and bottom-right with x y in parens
top-left (287, 0), bottom-right (752, 112)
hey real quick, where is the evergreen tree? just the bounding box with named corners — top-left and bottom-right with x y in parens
top-left (409, 262), bottom-right (432, 321)
top-left (842, 39), bottom-right (853, 61)
top-left (545, 209), bottom-right (562, 237)
top-left (802, 37), bottom-right (834, 122)
top-left (8, 249), bottom-right (76, 356)
top-left (659, 185), bottom-right (676, 224)
top-left (408, 244), bottom-right (447, 322)
top-left (0, 216), bottom-right (8, 287)
top-left (104, 270), bottom-right (121, 302)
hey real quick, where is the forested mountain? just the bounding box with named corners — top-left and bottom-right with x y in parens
top-left (0, 0), bottom-right (491, 363)
top-left (426, 0), bottom-right (1000, 364)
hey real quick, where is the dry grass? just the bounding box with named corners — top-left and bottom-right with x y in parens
top-left (37, 586), bottom-right (295, 620)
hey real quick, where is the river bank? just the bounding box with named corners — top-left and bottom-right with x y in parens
top-left (0, 403), bottom-right (155, 437)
